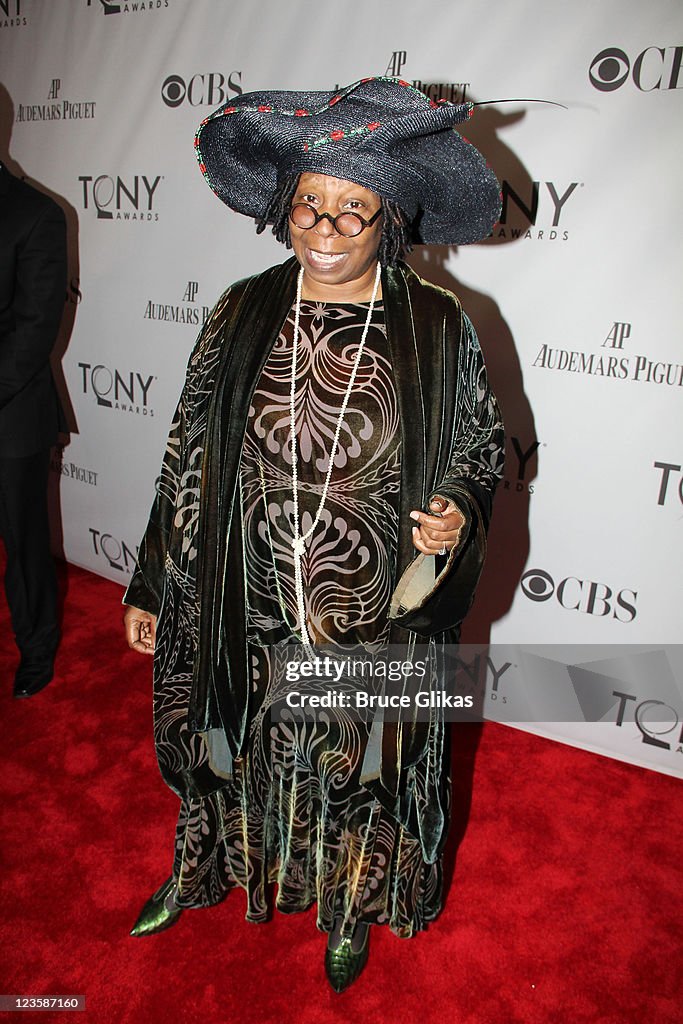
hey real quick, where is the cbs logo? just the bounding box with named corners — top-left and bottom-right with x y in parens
top-left (589, 45), bottom-right (683, 92)
top-left (520, 569), bottom-right (637, 622)
top-left (161, 72), bottom-right (242, 108)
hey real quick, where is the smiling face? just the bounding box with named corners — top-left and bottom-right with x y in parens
top-left (288, 173), bottom-right (384, 301)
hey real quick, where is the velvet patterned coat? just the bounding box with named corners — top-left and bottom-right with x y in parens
top-left (124, 256), bottom-right (504, 861)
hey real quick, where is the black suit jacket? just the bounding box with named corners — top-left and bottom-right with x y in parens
top-left (0, 165), bottom-right (67, 456)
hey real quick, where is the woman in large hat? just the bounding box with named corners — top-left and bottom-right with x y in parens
top-left (123, 77), bottom-right (504, 992)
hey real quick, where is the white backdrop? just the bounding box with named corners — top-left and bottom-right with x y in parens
top-left (1, 0), bottom-right (681, 777)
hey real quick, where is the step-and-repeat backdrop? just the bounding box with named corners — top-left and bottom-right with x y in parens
top-left (1, 0), bottom-right (681, 777)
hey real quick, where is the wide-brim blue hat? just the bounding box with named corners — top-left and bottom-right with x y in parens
top-left (194, 76), bottom-right (501, 245)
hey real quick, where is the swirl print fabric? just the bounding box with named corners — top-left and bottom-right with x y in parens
top-left (163, 301), bottom-right (445, 938)
top-left (242, 300), bottom-right (400, 646)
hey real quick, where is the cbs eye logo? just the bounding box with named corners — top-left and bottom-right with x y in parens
top-left (589, 45), bottom-right (683, 92)
top-left (520, 568), bottom-right (637, 622)
top-left (589, 48), bottom-right (630, 91)
top-left (161, 72), bottom-right (243, 108)
top-left (161, 75), bottom-right (185, 108)
top-left (520, 569), bottom-right (555, 601)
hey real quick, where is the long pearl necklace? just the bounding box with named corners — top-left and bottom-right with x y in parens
top-left (289, 262), bottom-right (382, 651)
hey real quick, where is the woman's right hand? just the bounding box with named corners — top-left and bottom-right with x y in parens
top-left (124, 605), bottom-right (157, 655)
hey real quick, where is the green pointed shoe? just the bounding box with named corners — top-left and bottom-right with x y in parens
top-left (324, 927), bottom-right (370, 993)
top-left (130, 877), bottom-right (182, 937)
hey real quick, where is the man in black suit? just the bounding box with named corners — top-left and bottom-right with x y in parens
top-left (0, 162), bottom-right (67, 697)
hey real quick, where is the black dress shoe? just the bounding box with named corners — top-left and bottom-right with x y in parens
top-left (13, 662), bottom-right (54, 699)
top-left (324, 925), bottom-right (370, 993)
top-left (130, 877), bottom-right (183, 937)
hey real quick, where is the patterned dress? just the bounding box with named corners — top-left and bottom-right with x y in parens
top-left (170, 301), bottom-right (443, 938)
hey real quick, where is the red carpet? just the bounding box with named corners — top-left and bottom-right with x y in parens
top-left (1, 559), bottom-right (681, 1024)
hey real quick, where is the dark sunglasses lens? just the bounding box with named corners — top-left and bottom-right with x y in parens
top-left (290, 204), bottom-right (317, 228)
top-left (334, 213), bottom-right (364, 237)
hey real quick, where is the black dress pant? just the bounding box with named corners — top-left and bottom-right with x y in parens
top-left (0, 448), bottom-right (59, 667)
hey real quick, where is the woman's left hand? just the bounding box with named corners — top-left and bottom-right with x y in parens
top-left (410, 495), bottom-right (466, 557)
